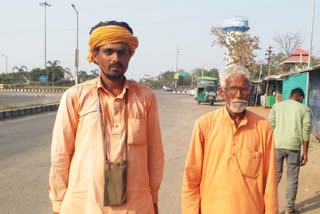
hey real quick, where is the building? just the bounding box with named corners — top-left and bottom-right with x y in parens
top-left (282, 66), bottom-right (320, 139)
top-left (279, 48), bottom-right (309, 70)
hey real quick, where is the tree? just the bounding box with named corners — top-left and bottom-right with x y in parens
top-left (311, 56), bottom-right (320, 67)
top-left (139, 76), bottom-right (161, 89)
top-left (12, 65), bottom-right (28, 73)
top-left (63, 67), bottom-right (72, 79)
top-left (190, 67), bottom-right (219, 88)
top-left (273, 33), bottom-right (303, 56)
top-left (271, 53), bottom-right (290, 74)
top-left (159, 70), bottom-right (176, 86)
top-left (90, 69), bottom-right (99, 78)
top-left (192, 68), bottom-right (208, 79)
top-left (211, 27), bottom-right (259, 70)
top-left (29, 67), bottom-right (46, 81)
top-left (46, 60), bottom-right (64, 85)
top-left (191, 67), bottom-right (219, 79)
top-left (12, 65), bottom-right (28, 84)
top-left (208, 68), bottom-right (219, 79)
top-left (0, 73), bottom-right (13, 84)
top-left (78, 70), bottom-right (89, 83)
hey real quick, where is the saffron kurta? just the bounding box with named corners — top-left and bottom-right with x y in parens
top-left (181, 107), bottom-right (278, 214)
top-left (49, 77), bottom-right (164, 214)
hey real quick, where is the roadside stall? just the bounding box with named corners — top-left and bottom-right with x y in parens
top-left (261, 75), bottom-right (283, 108)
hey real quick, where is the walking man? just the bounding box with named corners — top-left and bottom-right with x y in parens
top-left (269, 87), bottom-right (311, 214)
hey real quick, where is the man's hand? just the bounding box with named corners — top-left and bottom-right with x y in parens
top-left (301, 141), bottom-right (309, 166)
top-left (154, 203), bottom-right (159, 214)
top-left (300, 153), bottom-right (308, 166)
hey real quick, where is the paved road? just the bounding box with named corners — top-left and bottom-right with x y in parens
top-left (0, 90), bottom-right (319, 214)
top-left (0, 112), bottom-right (55, 213)
top-left (157, 92), bottom-right (224, 213)
top-left (0, 92), bottom-right (62, 110)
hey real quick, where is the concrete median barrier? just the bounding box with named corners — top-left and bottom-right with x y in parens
top-left (0, 103), bottom-right (59, 120)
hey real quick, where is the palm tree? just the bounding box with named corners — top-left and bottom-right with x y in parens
top-left (78, 70), bottom-right (89, 83)
top-left (12, 65), bottom-right (28, 84)
top-left (47, 60), bottom-right (64, 86)
top-left (63, 67), bottom-right (73, 80)
top-left (12, 65), bottom-right (28, 73)
top-left (90, 69), bottom-right (99, 78)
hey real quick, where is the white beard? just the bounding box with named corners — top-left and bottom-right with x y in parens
top-left (228, 98), bottom-right (248, 113)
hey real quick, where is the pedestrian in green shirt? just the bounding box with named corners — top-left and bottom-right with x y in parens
top-left (268, 87), bottom-right (311, 214)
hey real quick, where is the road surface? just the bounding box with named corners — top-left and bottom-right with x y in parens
top-left (0, 90), bottom-right (319, 213)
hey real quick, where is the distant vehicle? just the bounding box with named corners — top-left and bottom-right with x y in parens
top-left (163, 86), bottom-right (173, 91)
top-left (197, 85), bottom-right (217, 105)
top-left (188, 89), bottom-right (195, 96)
top-left (195, 76), bottom-right (219, 106)
top-left (194, 76), bottom-right (219, 97)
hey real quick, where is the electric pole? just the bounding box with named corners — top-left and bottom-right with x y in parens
top-left (265, 46), bottom-right (274, 96)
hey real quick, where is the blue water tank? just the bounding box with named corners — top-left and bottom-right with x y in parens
top-left (223, 16), bottom-right (249, 32)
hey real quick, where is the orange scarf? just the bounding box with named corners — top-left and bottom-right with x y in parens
top-left (87, 25), bottom-right (139, 63)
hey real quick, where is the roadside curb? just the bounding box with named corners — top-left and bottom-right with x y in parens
top-left (0, 103), bottom-right (59, 120)
top-left (172, 91), bottom-right (189, 94)
top-left (0, 88), bottom-right (65, 93)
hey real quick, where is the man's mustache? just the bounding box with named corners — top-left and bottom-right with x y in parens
top-left (108, 62), bottom-right (124, 70)
top-left (231, 99), bottom-right (248, 104)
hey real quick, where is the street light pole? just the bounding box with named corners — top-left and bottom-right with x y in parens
top-left (39, 1), bottom-right (51, 80)
top-left (71, 4), bottom-right (79, 85)
top-left (1, 54), bottom-right (8, 73)
top-left (176, 48), bottom-right (180, 73)
top-left (175, 48), bottom-right (181, 91)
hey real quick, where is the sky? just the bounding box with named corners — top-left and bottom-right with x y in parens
top-left (0, 0), bottom-right (319, 81)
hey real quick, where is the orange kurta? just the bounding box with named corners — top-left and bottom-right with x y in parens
top-left (181, 107), bottom-right (278, 214)
top-left (49, 77), bottom-right (164, 214)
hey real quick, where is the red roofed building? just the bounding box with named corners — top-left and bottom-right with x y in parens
top-left (279, 48), bottom-right (309, 66)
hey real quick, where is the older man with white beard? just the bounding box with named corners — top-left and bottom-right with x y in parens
top-left (181, 65), bottom-right (279, 214)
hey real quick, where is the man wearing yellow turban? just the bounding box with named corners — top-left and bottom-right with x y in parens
top-left (49, 21), bottom-right (164, 214)
top-left (87, 21), bottom-right (139, 92)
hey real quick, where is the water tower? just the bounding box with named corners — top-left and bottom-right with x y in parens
top-left (223, 16), bottom-right (250, 66)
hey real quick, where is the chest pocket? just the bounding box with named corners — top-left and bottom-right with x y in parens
top-left (237, 147), bottom-right (262, 178)
top-left (128, 118), bottom-right (147, 145)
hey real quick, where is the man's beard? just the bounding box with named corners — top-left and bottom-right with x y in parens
top-left (228, 98), bottom-right (248, 113)
top-left (105, 71), bottom-right (124, 80)
top-left (104, 62), bottom-right (125, 80)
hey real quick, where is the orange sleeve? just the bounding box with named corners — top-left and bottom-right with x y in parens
top-left (146, 93), bottom-right (164, 203)
top-left (181, 119), bottom-right (204, 214)
top-left (263, 125), bottom-right (279, 214)
top-left (48, 91), bottom-right (78, 212)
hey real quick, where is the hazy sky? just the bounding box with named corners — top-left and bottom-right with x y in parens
top-left (0, 0), bottom-right (319, 80)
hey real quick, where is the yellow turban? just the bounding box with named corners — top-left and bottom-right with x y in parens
top-left (87, 25), bottom-right (139, 63)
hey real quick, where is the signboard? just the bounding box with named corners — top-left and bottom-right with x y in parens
top-left (39, 75), bottom-right (48, 82)
top-left (174, 72), bottom-right (191, 79)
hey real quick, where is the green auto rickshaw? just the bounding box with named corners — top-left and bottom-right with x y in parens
top-left (197, 84), bottom-right (217, 106)
top-left (195, 76), bottom-right (218, 106)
